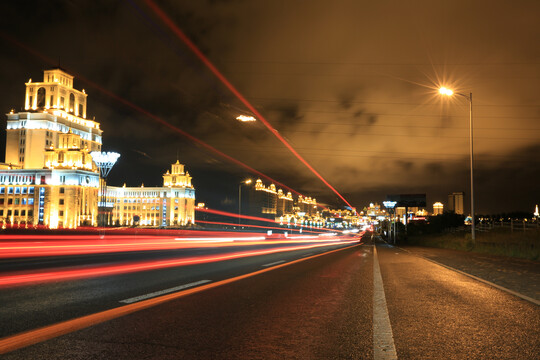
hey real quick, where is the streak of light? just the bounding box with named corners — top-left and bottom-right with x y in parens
top-left (0, 230), bottom-right (359, 258)
top-left (196, 220), bottom-right (328, 235)
top-left (144, 0), bottom-right (354, 209)
top-left (0, 239), bottom-right (360, 287)
top-left (195, 207), bottom-right (278, 223)
top-left (0, 243), bottom-right (361, 355)
top-left (0, 31), bottom-right (306, 201)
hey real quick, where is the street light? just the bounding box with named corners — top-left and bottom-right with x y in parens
top-left (439, 87), bottom-right (475, 243)
top-left (91, 151), bottom-right (120, 227)
top-left (238, 179), bottom-right (252, 226)
top-left (383, 201), bottom-right (397, 244)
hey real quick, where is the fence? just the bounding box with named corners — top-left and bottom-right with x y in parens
top-left (476, 219), bottom-right (539, 233)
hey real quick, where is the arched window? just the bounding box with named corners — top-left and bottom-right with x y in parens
top-left (69, 93), bottom-right (75, 112)
top-left (37, 87), bottom-right (46, 108)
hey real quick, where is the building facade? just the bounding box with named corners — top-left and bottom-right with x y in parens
top-left (448, 192), bottom-right (464, 215)
top-left (1, 69), bottom-right (100, 228)
top-left (108, 161), bottom-right (196, 227)
top-left (1, 68), bottom-right (196, 229)
top-left (433, 202), bottom-right (444, 215)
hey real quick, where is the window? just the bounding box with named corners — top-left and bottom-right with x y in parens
top-left (14, 199), bottom-right (19, 205)
top-left (60, 96), bottom-right (65, 108)
top-left (29, 96), bottom-right (33, 106)
top-left (14, 210), bottom-right (19, 216)
top-left (28, 210), bottom-right (33, 217)
top-left (59, 199), bottom-right (64, 205)
top-left (8, 199), bottom-right (13, 205)
top-left (21, 210), bottom-right (26, 216)
top-left (29, 187), bottom-right (34, 194)
top-left (50, 95), bottom-right (53, 106)
top-left (8, 187), bottom-right (13, 194)
top-left (0, 210), bottom-right (3, 216)
top-left (0, 199), bottom-right (3, 205)
top-left (15, 187), bottom-right (20, 194)
top-left (0, 187), bottom-right (4, 194)
top-left (7, 210), bottom-right (12, 216)
top-left (22, 198), bottom-right (26, 205)
top-left (21, 187), bottom-right (27, 194)
top-left (60, 187), bottom-right (65, 194)
top-left (59, 210), bottom-right (64, 217)
top-left (37, 87), bottom-right (46, 107)
top-left (28, 198), bottom-right (34, 205)
top-left (79, 104), bottom-right (83, 116)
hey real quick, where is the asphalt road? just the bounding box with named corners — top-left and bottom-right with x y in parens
top-left (1, 235), bottom-right (539, 359)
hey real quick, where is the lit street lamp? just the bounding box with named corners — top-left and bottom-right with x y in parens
top-left (91, 151), bottom-right (120, 227)
top-left (238, 179), bottom-right (252, 226)
top-left (383, 201), bottom-right (397, 244)
top-left (439, 87), bottom-right (476, 243)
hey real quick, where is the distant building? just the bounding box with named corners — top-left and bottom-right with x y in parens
top-left (108, 161), bottom-right (196, 227)
top-left (448, 192), bottom-right (464, 215)
top-left (433, 202), bottom-right (444, 215)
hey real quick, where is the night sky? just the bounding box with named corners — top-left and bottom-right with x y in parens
top-left (0, 0), bottom-right (538, 214)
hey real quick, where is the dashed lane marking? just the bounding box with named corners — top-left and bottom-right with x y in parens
top-left (262, 260), bottom-right (286, 267)
top-left (119, 280), bottom-right (212, 304)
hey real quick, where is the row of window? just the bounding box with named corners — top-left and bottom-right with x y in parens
top-left (0, 187), bottom-right (35, 195)
top-left (0, 198), bottom-right (35, 205)
top-left (0, 209), bottom-right (34, 217)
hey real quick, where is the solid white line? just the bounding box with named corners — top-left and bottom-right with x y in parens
top-left (373, 245), bottom-right (398, 360)
top-left (262, 260), bottom-right (286, 267)
top-left (119, 280), bottom-right (212, 304)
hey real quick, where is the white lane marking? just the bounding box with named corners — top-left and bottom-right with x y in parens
top-left (262, 260), bottom-right (286, 267)
top-left (119, 280), bottom-right (212, 304)
top-left (373, 245), bottom-right (398, 359)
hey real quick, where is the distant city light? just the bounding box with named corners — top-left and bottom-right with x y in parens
top-left (236, 115), bottom-right (256, 122)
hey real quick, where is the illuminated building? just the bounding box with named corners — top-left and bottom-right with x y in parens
top-left (1, 70), bottom-right (100, 228)
top-left (6, 68), bottom-right (102, 169)
top-left (108, 161), bottom-right (195, 226)
top-left (433, 202), bottom-right (444, 215)
top-left (448, 192), bottom-right (464, 215)
top-left (276, 189), bottom-right (294, 217)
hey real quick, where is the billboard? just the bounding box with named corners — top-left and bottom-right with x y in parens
top-left (386, 194), bottom-right (426, 208)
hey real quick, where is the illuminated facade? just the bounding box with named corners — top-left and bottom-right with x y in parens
top-left (448, 192), bottom-right (464, 215)
top-left (246, 179), bottom-right (322, 228)
top-left (6, 68), bottom-right (102, 169)
top-left (433, 202), bottom-right (444, 215)
top-left (108, 161), bottom-right (195, 226)
top-left (1, 70), bottom-right (100, 228)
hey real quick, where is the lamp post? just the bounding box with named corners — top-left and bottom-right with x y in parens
top-left (238, 179), bottom-right (252, 227)
top-left (383, 201), bottom-right (397, 244)
top-left (91, 151), bottom-right (120, 227)
top-left (439, 87), bottom-right (475, 243)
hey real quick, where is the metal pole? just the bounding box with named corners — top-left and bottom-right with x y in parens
top-left (238, 184), bottom-right (241, 226)
top-left (469, 93), bottom-right (476, 244)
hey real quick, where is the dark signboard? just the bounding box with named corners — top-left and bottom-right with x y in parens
top-left (386, 194), bottom-right (426, 207)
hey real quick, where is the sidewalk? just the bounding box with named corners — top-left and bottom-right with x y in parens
top-left (395, 245), bottom-right (540, 303)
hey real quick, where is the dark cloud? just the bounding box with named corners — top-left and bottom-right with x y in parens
top-left (0, 0), bottom-right (538, 212)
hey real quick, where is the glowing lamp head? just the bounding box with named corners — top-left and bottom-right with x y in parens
top-left (244, 179), bottom-right (252, 185)
top-left (236, 115), bottom-right (256, 122)
top-left (439, 87), bottom-right (453, 96)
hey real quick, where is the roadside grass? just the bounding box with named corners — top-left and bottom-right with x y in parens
top-left (406, 229), bottom-right (540, 261)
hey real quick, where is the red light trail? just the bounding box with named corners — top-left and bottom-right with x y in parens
top-left (0, 238), bottom-right (360, 287)
top-left (144, 0), bottom-right (353, 209)
top-left (0, 32), bottom-right (306, 200)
